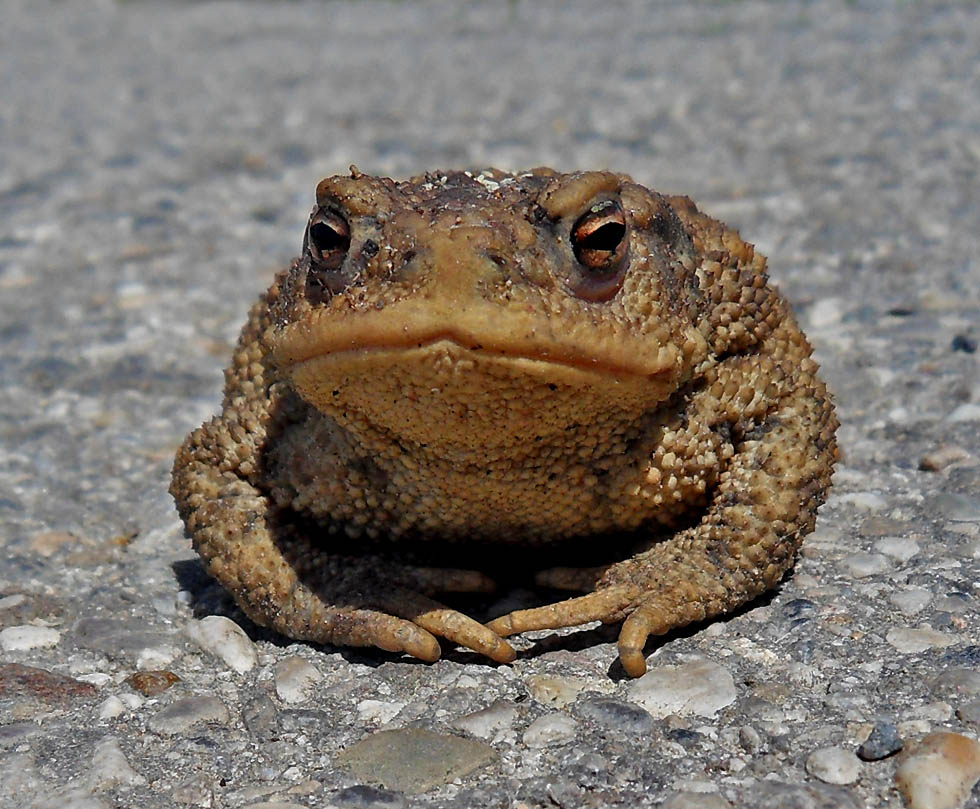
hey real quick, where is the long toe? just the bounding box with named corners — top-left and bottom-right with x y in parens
top-left (344, 609), bottom-right (443, 663)
top-left (377, 588), bottom-right (516, 663)
top-left (616, 608), bottom-right (657, 677)
top-left (486, 586), bottom-right (636, 637)
top-left (412, 607), bottom-right (517, 663)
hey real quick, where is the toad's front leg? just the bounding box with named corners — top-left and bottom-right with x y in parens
top-left (489, 335), bottom-right (838, 676)
top-left (171, 414), bottom-right (516, 666)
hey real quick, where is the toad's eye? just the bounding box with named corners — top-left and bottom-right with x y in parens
top-left (571, 200), bottom-right (627, 272)
top-left (305, 208), bottom-right (351, 272)
top-left (566, 199), bottom-right (629, 301)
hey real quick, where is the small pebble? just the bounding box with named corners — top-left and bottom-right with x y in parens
top-left (933, 593), bottom-right (972, 615)
top-left (331, 784), bottom-right (406, 809)
top-left (185, 615), bottom-right (257, 673)
top-left (886, 627), bottom-right (956, 653)
top-left (522, 713), bottom-right (578, 748)
top-left (661, 792), bottom-right (732, 809)
top-left (858, 721), bottom-right (904, 761)
top-left (172, 773), bottom-right (216, 806)
top-left (842, 552), bottom-right (890, 579)
top-left (0, 722), bottom-right (41, 746)
top-left (628, 658), bottom-right (736, 718)
top-left (895, 731), bottom-right (980, 809)
top-left (453, 700), bottom-right (518, 739)
top-left (946, 404), bottom-right (980, 423)
top-left (98, 696), bottom-right (127, 720)
top-left (957, 699), bottom-right (980, 728)
top-left (873, 536), bottom-right (920, 561)
top-left (135, 645), bottom-right (178, 670)
top-left (88, 736), bottom-right (146, 789)
top-left (0, 593), bottom-right (28, 611)
top-left (73, 618), bottom-right (178, 666)
top-left (931, 492), bottom-right (980, 522)
top-left (888, 588), bottom-right (933, 615)
top-left (939, 661), bottom-right (980, 691)
top-left (806, 746), bottom-right (861, 785)
top-left (356, 699), bottom-right (406, 725)
top-left (148, 695), bottom-right (231, 735)
top-left (950, 334), bottom-right (977, 353)
top-left (738, 725), bottom-right (764, 754)
top-left (0, 662), bottom-right (97, 702)
top-left (242, 694), bottom-right (280, 741)
top-left (836, 492), bottom-right (888, 511)
top-left (274, 656), bottom-right (322, 704)
top-left (908, 701), bottom-right (953, 722)
top-left (336, 728), bottom-right (495, 793)
top-left (919, 446), bottom-right (970, 471)
top-left (0, 625), bottom-right (61, 651)
top-left (525, 674), bottom-right (590, 708)
top-left (574, 697), bottom-right (657, 735)
top-left (126, 670), bottom-right (179, 696)
top-left (75, 672), bottom-right (113, 688)
top-left (747, 782), bottom-right (862, 809)
top-left (806, 297), bottom-right (843, 328)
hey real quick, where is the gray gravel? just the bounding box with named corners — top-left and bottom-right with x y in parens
top-left (1, 1), bottom-right (979, 808)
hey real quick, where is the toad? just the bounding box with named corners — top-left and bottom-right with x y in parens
top-left (170, 167), bottom-right (838, 677)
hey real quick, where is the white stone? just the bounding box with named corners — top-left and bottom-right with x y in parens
top-left (947, 403), bottom-right (980, 423)
top-left (896, 732), bottom-right (980, 809)
top-left (274, 656), bottom-right (323, 704)
top-left (0, 624), bottom-right (61, 651)
top-left (88, 736), bottom-right (146, 789)
top-left (628, 658), bottom-right (736, 718)
top-left (525, 675), bottom-right (593, 708)
top-left (886, 626), bottom-right (956, 654)
top-left (843, 552), bottom-right (890, 579)
top-left (805, 745), bottom-right (861, 785)
top-left (522, 712), bottom-right (578, 748)
top-left (148, 696), bottom-right (232, 735)
top-left (807, 297), bottom-right (844, 328)
top-left (454, 700), bottom-right (519, 740)
top-left (185, 615), bottom-right (257, 673)
top-left (98, 696), bottom-right (127, 720)
top-left (834, 492), bottom-right (889, 511)
top-left (888, 587), bottom-right (933, 615)
top-left (873, 536), bottom-right (920, 562)
top-left (135, 645), bottom-right (178, 670)
top-left (355, 699), bottom-right (406, 724)
top-left (75, 672), bottom-right (113, 688)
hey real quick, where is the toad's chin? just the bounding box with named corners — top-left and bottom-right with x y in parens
top-left (281, 335), bottom-right (689, 454)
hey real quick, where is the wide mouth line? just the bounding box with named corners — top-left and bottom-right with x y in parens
top-left (283, 330), bottom-right (677, 380)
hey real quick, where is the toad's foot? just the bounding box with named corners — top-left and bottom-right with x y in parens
top-left (486, 577), bottom-right (727, 677)
top-left (319, 595), bottom-right (513, 665)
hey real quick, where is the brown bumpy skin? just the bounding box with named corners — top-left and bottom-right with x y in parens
top-left (171, 167), bottom-right (838, 676)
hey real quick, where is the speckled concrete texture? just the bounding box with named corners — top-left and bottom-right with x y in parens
top-left (1, 2), bottom-right (978, 808)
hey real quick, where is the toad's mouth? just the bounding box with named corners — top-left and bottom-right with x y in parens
top-left (272, 303), bottom-right (705, 452)
top-left (273, 300), bottom-right (703, 381)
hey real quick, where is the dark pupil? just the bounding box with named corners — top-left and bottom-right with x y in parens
top-left (310, 221), bottom-right (349, 253)
top-left (580, 221), bottom-right (625, 252)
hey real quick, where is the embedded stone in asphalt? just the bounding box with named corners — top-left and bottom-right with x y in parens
top-left (336, 728), bottom-right (496, 793)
